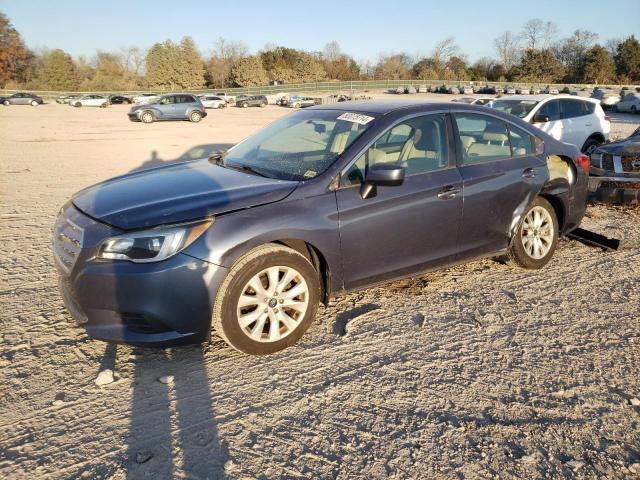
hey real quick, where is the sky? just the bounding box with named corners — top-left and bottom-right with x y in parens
top-left (2, 0), bottom-right (639, 64)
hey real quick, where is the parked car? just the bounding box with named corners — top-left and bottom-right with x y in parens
top-left (591, 88), bottom-right (620, 110)
top-left (530, 87), bottom-right (541, 95)
top-left (515, 87), bottom-right (529, 94)
top-left (198, 95), bottom-right (227, 109)
top-left (446, 86), bottom-right (460, 94)
top-left (287, 96), bottom-right (315, 108)
top-left (71, 95), bottom-right (108, 108)
top-left (457, 85), bottom-right (473, 95)
top-left (133, 93), bottom-right (160, 105)
top-left (56, 94), bottom-right (82, 104)
top-left (236, 95), bottom-right (268, 108)
top-left (588, 126), bottom-right (640, 204)
top-left (394, 86), bottom-right (404, 94)
top-left (505, 86), bottom-right (516, 95)
top-left (2, 92), bottom-right (43, 106)
top-left (417, 85), bottom-right (428, 93)
top-left (452, 96), bottom-right (493, 105)
top-left (404, 85), bottom-right (417, 94)
top-left (489, 94), bottom-right (610, 153)
top-left (612, 92), bottom-right (640, 114)
top-left (215, 92), bottom-right (236, 104)
top-left (109, 95), bottom-right (132, 105)
top-left (54, 100), bottom-right (588, 354)
top-left (543, 86), bottom-right (559, 95)
top-left (127, 93), bottom-right (206, 123)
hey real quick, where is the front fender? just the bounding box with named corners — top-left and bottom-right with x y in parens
top-left (183, 192), bottom-right (344, 293)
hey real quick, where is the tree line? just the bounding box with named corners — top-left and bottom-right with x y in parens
top-left (1, 11), bottom-right (638, 92)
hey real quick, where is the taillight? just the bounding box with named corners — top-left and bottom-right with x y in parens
top-left (604, 115), bottom-right (611, 122)
top-left (574, 154), bottom-right (590, 173)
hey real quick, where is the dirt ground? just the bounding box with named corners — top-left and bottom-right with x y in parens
top-left (1, 95), bottom-right (639, 480)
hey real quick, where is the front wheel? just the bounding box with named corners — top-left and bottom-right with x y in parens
top-left (507, 197), bottom-right (558, 269)
top-left (74, 102), bottom-right (82, 107)
top-left (140, 111), bottom-right (154, 123)
top-left (212, 244), bottom-right (320, 355)
top-left (242, 102), bottom-right (248, 108)
top-left (31, 100), bottom-right (39, 106)
top-left (189, 111), bottom-right (202, 122)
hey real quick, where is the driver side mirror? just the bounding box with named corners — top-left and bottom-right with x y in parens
top-left (360, 163), bottom-right (405, 199)
top-left (532, 114), bottom-right (550, 123)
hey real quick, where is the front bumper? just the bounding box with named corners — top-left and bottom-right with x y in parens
top-left (54, 204), bottom-right (228, 346)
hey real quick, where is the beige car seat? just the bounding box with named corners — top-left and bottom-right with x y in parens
top-left (397, 125), bottom-right (444, 174)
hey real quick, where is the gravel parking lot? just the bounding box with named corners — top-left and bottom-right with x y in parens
top-left (1, 97), bottom-right (639, 479)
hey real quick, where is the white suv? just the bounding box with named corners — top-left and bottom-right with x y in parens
top-left (489, 94), bottom-right (610, 154)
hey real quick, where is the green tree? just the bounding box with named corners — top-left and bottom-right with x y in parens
top-left (581, 45), bottom-right (616, 84)
top-left (512, 49), bottom-right (564, 83)
top-left (615, 35), bottom-right (640, 82)
top-left (229, 56), bottom-right (268, 86)
top-left (0, 11), bottom-right (34, 87)
top-left (178, 36), bottom-right (205, 88)
top-left (36, 49), bottom-right (78, 90)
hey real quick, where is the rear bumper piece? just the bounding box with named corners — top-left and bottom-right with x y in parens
top-left (588, 175), bottom-right (640, 204)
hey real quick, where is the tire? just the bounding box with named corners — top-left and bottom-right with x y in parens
top-left (189, 111), bottom-right (202, 123)
top-left (260, 102), bottom-right (266, 108)
top-left (74, 102), bottom-right (82, 108)
top-left (632, 106), bottom-right (637, 114)
top-left (100, 103), bottom-right (107, 108)
top-left (212, 244), bottom-right (321, 355)
top-left (140, 111), bottom-right (154, 123)
top-left (582, 137), bottom-right (601, 155)
top-left (506, 197), bottom-right (559, 270)
top-left (3, 100), bottom-right (9, 106)
top-left (294, 103), bottom-right (300, 108)
top-left (31, 100), bottom-right (38, 106)
top-left (242, 102), bottom-right (248, 108)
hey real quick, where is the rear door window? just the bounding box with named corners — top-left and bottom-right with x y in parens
top-left (561, 99), bottom-right (588, 119)
top-left (454, 113), bottom-right (512, 164)
top-left (507, 124), bottom-right (534, 156)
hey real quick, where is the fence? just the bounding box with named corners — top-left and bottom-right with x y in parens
top-left (1, 79), bottom-right (631, 100)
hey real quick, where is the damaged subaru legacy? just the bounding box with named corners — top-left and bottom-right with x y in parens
top-left (53, 100), bottom-right (589, 355)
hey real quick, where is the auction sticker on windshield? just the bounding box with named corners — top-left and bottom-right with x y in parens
top-left (337, 112), bottom-right (375, 125)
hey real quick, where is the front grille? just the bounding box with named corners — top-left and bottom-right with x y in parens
top-left (53, 212), bottom-right (84, 273)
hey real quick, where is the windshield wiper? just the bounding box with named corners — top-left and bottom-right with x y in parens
top-left (224, 163), bottom-right (271, 178)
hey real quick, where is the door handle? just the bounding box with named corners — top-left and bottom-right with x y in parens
top-left (437, 186), bottom-right (460, 199)
top-left (522, 168), bottom-right (536, 179)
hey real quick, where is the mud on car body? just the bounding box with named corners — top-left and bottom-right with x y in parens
top-left (53, 100), bottom-right (589, 355)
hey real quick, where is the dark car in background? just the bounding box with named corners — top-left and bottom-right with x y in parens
top-left (236, 95), bottom-right (267, 108)
top-left (54, 100), bottom-right (588, 355)
top-left (127, 93), bottom-right (206, 123)
top-left (2, 92), bottom-right (43, 106)
top-left (589, 126), bottom-right (640, 204)
top-left (109, 95), bottom-right (132, 105)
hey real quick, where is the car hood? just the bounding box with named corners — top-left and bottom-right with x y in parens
top-left (72, 159), bottom-right (298, 230)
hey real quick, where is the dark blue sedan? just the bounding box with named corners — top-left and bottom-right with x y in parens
top-left (53, 100), bottom-right (589, 354)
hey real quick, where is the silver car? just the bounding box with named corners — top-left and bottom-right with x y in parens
top-left (613, 93), bottom-right (640, 114)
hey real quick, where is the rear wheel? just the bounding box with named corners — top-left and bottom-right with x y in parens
top-left (507, 197), bottom-right (558, 269)
top-left (3, 100), bottom-right (9, 106)
top-left (582, 137), bottom-right (601, 155)
top-left (242, 102), bottom-right (248, 108)
top-left (212, 244), bottom-right (320, 355)
top-left (189, 110), bottom-right (202, 123)
top-left (141, 111), bottom-right (154, 123)
top-left (260, 102), bottom-right (266, 107)
top-left (31, 100), bottom-right (38, 106)
top-left (74, 102), bottom-right (82, 108)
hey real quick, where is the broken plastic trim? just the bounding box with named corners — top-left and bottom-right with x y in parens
top-left (566, 228), bottom-right (620, 251)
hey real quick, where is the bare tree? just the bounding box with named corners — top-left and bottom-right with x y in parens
top-left (542, 21), bottom-right (559, 49)
top-left (494, 31), bottom-right (520, 70)
top-left (212, 37), bottom-right (248, 62)
top-left (120, 46), bottom-right (146, 77)
top-left (604, 38), bottom-right (622, 57)
top-left (323, 41), bottom-right (342, 62)
top-left (431, 37), bottom-right (459, 64)
top-left (520, 18), bottom-right (546, 49)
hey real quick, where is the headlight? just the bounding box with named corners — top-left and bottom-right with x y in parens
top-left (96, 220), bottom-right (212, 263)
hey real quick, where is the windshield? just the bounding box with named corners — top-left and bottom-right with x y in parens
top-left (222, 109), bottom-right (375, 181)
top-left (489, 99), bottom-right (539, 118)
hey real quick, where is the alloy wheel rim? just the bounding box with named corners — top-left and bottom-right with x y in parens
top-left (521, 206), bottom-right (554, 259)
top-left (237, 266), bottom-right (309, 343)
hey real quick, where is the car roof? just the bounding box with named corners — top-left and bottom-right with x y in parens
top-left (495, 94), bottom-right (598, 103)
top-left (310, 99), bottom-right (510, 115)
